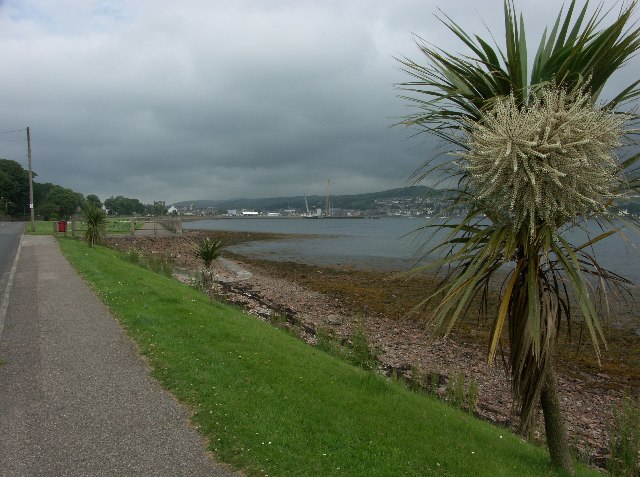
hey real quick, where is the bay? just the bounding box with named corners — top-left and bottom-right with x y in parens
top-left (185, 216), bottom-right (640, 283)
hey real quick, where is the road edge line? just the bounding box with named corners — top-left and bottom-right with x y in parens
top-left (0, 233), bottom-right (24, 343)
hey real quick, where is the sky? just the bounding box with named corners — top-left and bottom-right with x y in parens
top-left (0, 0), bottom-right (638, 205)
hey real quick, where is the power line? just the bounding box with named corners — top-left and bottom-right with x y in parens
top-left (0, 128), bottom-right (27, 135)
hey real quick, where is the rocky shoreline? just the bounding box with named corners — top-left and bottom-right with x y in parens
top-left (105, 231), bottom-right (640, 468)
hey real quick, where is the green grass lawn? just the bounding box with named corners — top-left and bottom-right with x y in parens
top-left (26, 218), bottom-right (143, 235)
top-left (58, 237), bottom-right (600, 477)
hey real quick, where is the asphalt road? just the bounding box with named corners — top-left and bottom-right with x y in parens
top-left (0, 235), bottom-right (239, 477)
top-left (0, 222), bottom-right (24, 340)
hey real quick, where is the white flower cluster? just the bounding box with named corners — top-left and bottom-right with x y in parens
top-left (460, 87), bottom-right (627, 240)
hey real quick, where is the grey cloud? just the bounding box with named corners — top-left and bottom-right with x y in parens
top-left (0, 0), bottom-right (637, 204)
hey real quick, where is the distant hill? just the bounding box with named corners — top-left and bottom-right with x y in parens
top-left (173, 186), bottom-right (449, 212)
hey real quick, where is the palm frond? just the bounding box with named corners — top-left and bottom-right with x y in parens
top-left (489, 260), bottom-right (521, 363)
top-left (194, 237), bottom-right (224, 269)
top-left (551, 235), bottom-right (607, 361)
top-left (396, 0), bottom-right (640, 446)
top-left (82, 203), bottom-right (106, 248)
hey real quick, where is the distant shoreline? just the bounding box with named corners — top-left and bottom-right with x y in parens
top-left (182, 215), bottom-right (383, 222)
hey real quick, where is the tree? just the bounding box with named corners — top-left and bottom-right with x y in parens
top-left (33, 182), bottom-right (54, 210)
top-left (194, 237), bottom-right (224, 291)
top-left (0, 160), bottom-right (90, 220)
top-left (0, 159), bottom-right (29, 217)
top-left (86, 194), bottom-right (102, 209)
top-left (104, 195), bottom-right (145, 216)
top-left (38, 185), bottom-right (84, 220)
top-left (396, 1), bottom-right (640, 473)
top-left (82, 203), bottom-right (106, 247)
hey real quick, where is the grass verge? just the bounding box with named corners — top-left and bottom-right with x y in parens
top-left (58, 237), bottom-right (598, 477)
top-left (26, 218), bottom-right (144, 235)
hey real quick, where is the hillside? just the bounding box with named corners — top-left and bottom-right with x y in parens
top-left (173, 186), bottom-right (449, 212)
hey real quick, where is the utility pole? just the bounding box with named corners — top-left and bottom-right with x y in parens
top-left (27, 126), bottom-right (34, 232)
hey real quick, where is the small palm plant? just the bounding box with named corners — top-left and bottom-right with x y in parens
top-left (397, 1), bottom-right (640, 473)
top-left (82, 203), bottom-right (107, 248)
top-left (194, 236), bottom-right (224, 290)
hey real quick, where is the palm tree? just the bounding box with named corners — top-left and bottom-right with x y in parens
top-left (194, 236), bottom-right (224, 290)
top-left (82, 203), bottom-right (107, 248)
top-left (396, 1), bottom-right (640, 473)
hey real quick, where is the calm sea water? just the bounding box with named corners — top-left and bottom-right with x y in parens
top-left (185, 217), bottom-right (640, 283)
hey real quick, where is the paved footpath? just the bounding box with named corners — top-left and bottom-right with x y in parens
top-left (0, 235), bottom-right (239, 477)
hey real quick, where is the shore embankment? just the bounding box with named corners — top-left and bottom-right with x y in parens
top-left (104, 230), bottom-right (639, 466)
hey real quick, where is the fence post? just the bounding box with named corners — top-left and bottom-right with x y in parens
top-left (72, 220), bottom-right (76, 238)
top-left (130, 218), bottom-right (135, 236)
top-left (154, 218), bottom-right (157, 236)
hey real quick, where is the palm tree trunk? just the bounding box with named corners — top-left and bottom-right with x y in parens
top-left (540, 364), bottom-right (574, 475)
top-left (202, 267), bottom-right (211, 292)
